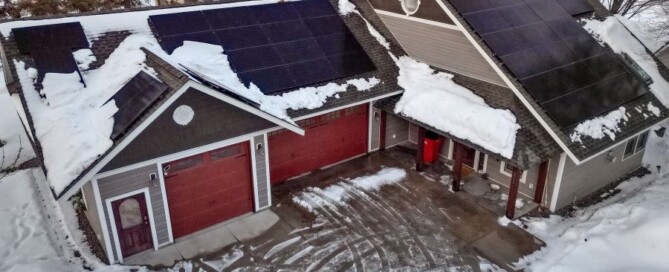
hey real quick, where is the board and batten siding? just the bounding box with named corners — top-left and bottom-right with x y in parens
top-left (254, 134), bottom-right (271, 209)
top-left (98, 164), bottom-right (168, 262)
top-left (384, 112), bottom-right (409, 147)
top-left (553, 141), bottom-right (645, 210)
top-left (82, 181), bottom-right (107, 257)
top-left (376, 13), bottom-right (506, 86)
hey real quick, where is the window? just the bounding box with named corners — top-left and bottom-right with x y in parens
top-left (118, 199), bottom-right (142, 229)
top-left (211, 145), bottom-right (241, 161)
top-left (636, 131), bottom-right (649, 153)
top-left (623, 137), bottom-right (637, 159)
top-left (500, 161), bottom-right (527, 183)
top-left (401, 0), bottom-right (421, 15)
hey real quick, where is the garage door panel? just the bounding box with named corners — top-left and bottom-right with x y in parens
top-left (269, 105), bottom-right (368, 184)
top-left (164, 141), bottom-right (254, 239)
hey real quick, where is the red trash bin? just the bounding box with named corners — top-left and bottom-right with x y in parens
top-left (423, 132), bottom-right (443, 163)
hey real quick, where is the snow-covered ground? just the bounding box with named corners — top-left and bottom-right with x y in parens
top-left (519, 124), bottom-right (669, 271)
top-left (0, 64), bottom-right (35, 171)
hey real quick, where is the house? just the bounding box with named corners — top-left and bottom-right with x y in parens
top-left (659, 44), bottom-right (669, 67)
top-left (1, 0), bottom-right (668, 265)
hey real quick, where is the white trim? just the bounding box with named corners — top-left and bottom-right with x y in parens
top-left (263, 133), bottom-right (272, 208)
top-left (250, 137), bottom-right (261, 211)
top-left (499, 161), bottom-right (527, 183)
top-left (92, 179), bottom-right (114, 264)
top-left (80, 185), bottom-right (89, 210)
top-left (374, 8), bottom-right (459, 30)
top-left (156, 163), bottom-right (174, 244)
top-left (473, 151), bottom-right (481, 171)
top-left (482, 153), bottom-right (488, 173)
top-left (447, 140), bottom-right (454, 160)
top-left (635, 130), bottom-right (650, 154)
top-left (105, 188), bottom-right (158, 263)
top-left (368, 101), bottom-right (376, 152)
top-left (487, 177), bottom-right (535, 200)
top-left (293, 91), bottom-right (403, 122)
top-left (434, 0), bottom-right (582, 165)
top-left (96, 133), bottom-right (258, 180)
top-left (621, 137), bottom-right (638, 161)
top-left (549, 153), bottom-right (568, 211)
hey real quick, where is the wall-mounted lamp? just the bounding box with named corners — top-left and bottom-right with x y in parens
top-left (374, 111), bottom-right (380, 121)
top-left (149, 172), bottom-right (159, 187)
top-left (606, 151), bottom-right (616, 162)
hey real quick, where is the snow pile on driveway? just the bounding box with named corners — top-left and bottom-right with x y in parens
top-left (520, 126), bottom-right (669, 271)
top-left (584, 16), bottom-right (669, 108)
top-left (293, 167), bottom-right (407, 212)
top-left (393, 56), bottom-right (520, 159)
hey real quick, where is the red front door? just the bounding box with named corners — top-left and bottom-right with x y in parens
top-left (112, 193), bottom-right (153, 258)
top-left (268, 104), bottom-right (369, 184)
top-left (164, 142), bottom-right (254, 239)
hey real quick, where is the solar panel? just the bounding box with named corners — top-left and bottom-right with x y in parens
top-left (451, 0), bottom-right (648, 128)
top-left (108, 71), bottom-right (169, 140)
top-left (556, 0), bottom-right (595, 16)
top-left (31, 49), bottom-right (79, 78)
top-left (12, 22), bottom-right (88, 54)
top-left (149, 0), bottom-right (375, 95)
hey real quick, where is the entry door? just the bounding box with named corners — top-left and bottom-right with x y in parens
top-left (461, 146), bottom-right (477, 177)
top-left (112, 193), bottom-right (153, 258)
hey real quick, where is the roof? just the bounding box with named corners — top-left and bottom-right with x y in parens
top-left (0, 0), bottom-right (406, 199)
top-left (441, 0), bottom-right (669, 163)
top-left (377, 67), bottom-right (562, 170)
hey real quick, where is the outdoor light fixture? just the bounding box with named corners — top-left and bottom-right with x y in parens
top-left (374, 111), bottom-right (380, 121)
top-left (606, 151), bottom-right (616, 162)
top-left (149, 173), bottom-right (159, 187)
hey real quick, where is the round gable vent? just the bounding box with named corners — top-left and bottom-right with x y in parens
top-left (401, 0), bottom-right (421, 15)
top-left (173, 105), bottom-right (194, 126)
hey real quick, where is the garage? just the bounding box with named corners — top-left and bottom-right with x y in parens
top-left (268, 104), bottom-right (369, 184)
top-left (163, 142), bottom-right (254, 238)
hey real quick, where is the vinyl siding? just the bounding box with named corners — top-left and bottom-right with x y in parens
top-left (554, 140), bottom-right (645, 210)
top-left (98, 164), bottom-right (168, 262)
top-left (376, 13), bottom-right (506, 86)
top-left (486, 157), bottom-right (539, 200)
top-left (82, 182), bottom-right (107, 257)
top-left (408, 123), bottom-right (418, 144)
top-left (385, 112), bottom-right (409, 147)
top-left (540, 154), bottom-right (562, 208)
top-left (367, 0), bottom-right (454, 24)
top-left (370, 105), bottom-right (381, 151)
top-left (254, 134), bottom-right (271, 209)
top-left (659, 47), bottom-right (669, 68)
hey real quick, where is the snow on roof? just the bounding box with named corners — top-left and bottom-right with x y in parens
top-left (570, 107), bottom-right (629, 143)
top-left (584, 16), bottom-right (669, 108)
top-left (6, 0), bottom-right (384, 194)
top-left (392, 56), bottom-right (520, 159)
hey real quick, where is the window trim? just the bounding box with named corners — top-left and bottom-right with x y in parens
top-left (635, 130), bottom-right (649, 154)
top-left (499, 161), bottom-right (527, 183)
top-left (622, 137), bottom-right (638, 161)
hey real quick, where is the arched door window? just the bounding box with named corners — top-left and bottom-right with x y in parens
top-left (118, 199), bottom-right (142, 229)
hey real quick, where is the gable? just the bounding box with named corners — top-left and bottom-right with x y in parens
top-left (103, 88), bottom-right (275, 171)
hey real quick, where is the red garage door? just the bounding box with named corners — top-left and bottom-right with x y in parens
top-left (269, 104), bottom-right (368, 184)
top-left (163, 142), bottom-right (253, 238)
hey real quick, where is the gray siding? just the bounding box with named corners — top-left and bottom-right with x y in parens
top-left (367, 0), bottom-right (454, 24)
top-left (485, 156), bottom-right (557, 202)
top-left (659, 47), bottom-right (669, 68)
top-left (408, 122), bottom-right (418, 144)
top-left (370, 105), bottom-right (381, 151)
top-left (377, 13), bottom-right (506, 86)
top-left (384, 113), bottom-right (410, 147)
top-left (82, 182), bottom-right (107, 257)
top-left (254, 134), bottom-right (271, 209)
top-left (554, 140), bottom-right (645, 210)
top-left (105, 88), bottom-right (275, 171)
top-left (98, 164), bottom-right (168, 262)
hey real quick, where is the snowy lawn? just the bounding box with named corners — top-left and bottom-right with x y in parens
top-left (0, 70), bottom-right (35, 171)
top-left (519, 125), bottom-right (669, 271)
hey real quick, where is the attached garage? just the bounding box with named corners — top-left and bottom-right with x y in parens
top-left (268, 104), bottom-right (369, 184)
top-left (162, 142), bottom-right (254, 238)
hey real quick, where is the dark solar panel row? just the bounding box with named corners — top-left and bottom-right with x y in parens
top-left (451, 0), bottom-right (645, 128)
top-left (109, 71), bottom-right (170, 140)
top-left (149, 0), bottom-right (376, 95)
top-left (13, 22), bottom-right (88, 54)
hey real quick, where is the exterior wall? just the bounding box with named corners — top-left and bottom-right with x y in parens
top-left (367, 0), bottom-right (454, 24)
top-left (484, 154), bottom-right (560, 207)
top-left (659, 46), bottom-right (669, 68)
top-left (82, 182), bottom-right (107, 258)
top-left (370, 104), bottom-right (381, 151)
top-left (385, 112), bottom-right (410, 147)
top-left (553, 140), bottom-right (645, 210)
top-left (104, 88), bottom-right (275, 171)
top-left (408, 122), bottom-right (419, 144)
top-left (375, 12), bottom-right (506, 86)
top-left (97, 164), bottom-right (168, 262)
top-left (253, 134), bottom-right (271, 209)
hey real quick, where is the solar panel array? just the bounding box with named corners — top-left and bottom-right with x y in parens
top-left (108, 71), bottom-right (170, 140)
top-left (149, 0), bottom-right (376, 95)
top-left (12, 23), bottom-right (88, 79)
top-left (451, 0), bottom-right (647, 128)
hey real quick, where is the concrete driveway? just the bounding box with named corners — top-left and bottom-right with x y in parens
top-left (168, 147), bottom-right (543, 272)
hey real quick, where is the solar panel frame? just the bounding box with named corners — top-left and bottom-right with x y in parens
top-left (13, 22), bottom-right (88, 54)
top-left (31, 49), bottom-right (80, 78)
top-left (556, 0), bottom-right (595, 16)
top-left (159, 31), bottom-right (220, 54)
top-left (149, 11), bottom-right (210, 37)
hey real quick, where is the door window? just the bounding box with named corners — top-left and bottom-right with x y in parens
top-left (118, 199), bottom-right (142, 229)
